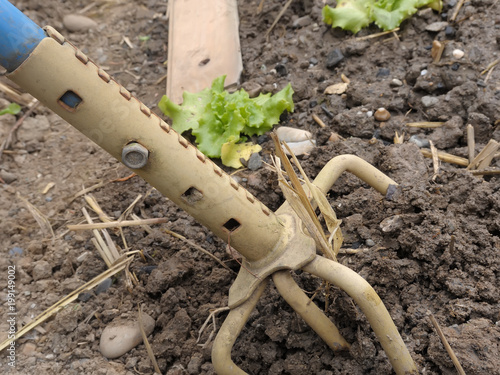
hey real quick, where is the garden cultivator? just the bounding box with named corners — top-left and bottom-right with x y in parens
top-left (0, 2), bottom-right (418, 373)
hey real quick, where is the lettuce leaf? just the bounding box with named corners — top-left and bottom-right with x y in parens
top-left (158, 76), bottom-right (294, 161)
top-left (0, 103), bottom-right (21, 116)
top-left (323, 0), bottom-right (442, 34)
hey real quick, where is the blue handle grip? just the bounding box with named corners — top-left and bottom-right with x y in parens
top-left (0, 0), bottom-right (46, 71)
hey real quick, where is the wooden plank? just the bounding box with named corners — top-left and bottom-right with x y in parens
top-left (166, 0), bottom-right (243, 104)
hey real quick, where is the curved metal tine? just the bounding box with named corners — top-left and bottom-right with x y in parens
top-left (212, 279), bottom-right (268, 375)
top-left (302, 255), bottom-right (418, 375)
top-left (312, 154), bottom-right (397, 195)
top-left (272, 270), bottom-right (350, 351)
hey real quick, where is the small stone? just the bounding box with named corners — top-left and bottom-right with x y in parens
top-left (309, 57), bottom-right (318, 66)
top-left (421, 96), bottom-right (439, 108)
top-left (380, 215), bottom-right (404, 233)
top-left (276, 127), bottom-right (313, 143)
top-left (275, 64), bottom-right (287, 77)
top-left (0, 170), bottom-right (17, 184)
top-left (9, 247), bottom-right (23, 256)
top-left (376, 68), bottom-right (390, 78)
top-left (366, 239), bottom-right (375, 247)
top-left (328, 132), bottom-right (342, 143)
top-left (283, 140), bottom-right (316, 155)
top-left (444, 26), bottom-right (456, 37)
top-left (452, 49), bottom-right (465, 59)
top-left (95, 278), bottom-right (113, 295)
top-left (247, 153), bottom-right (262, 171)
top-left (374, 108), bottom-right (391, 122)
top-left (409, 135), bottom-right (430, 148)
top-left (324, 82), bottom-right (348, 95)
top-left (425, 21), bottom-right (448, 32)
top-left (32, 261), bottom-right (52, 281)
top-left (299, 60), bottom-right (310, 69)
top-left (100, 314), bottom-right (155, 359)
top-left (326, 48), bottom-right (344, 69)
top-left (390, 79), bottom-right (403, 87)
top-left (241, 81), bottom-right (262, 98)
top-left (63, 14), bottom-right (98, 32)
top-left (292, 15), bottom-right (312, 28)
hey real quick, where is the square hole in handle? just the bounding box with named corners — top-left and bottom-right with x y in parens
top-left (58, 90), bottom-right (82, 111)
top-left (181, 186), bottom-right (203, 204)
top-left (223, 218), bottom-right (241, 233)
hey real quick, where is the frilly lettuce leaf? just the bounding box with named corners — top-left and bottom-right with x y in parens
top-left (158, 76), bottom-right (294, 162)
top-left (323, 0), bottom-right (442, 34)
top-left (322, 0), bottom-right (372, 34)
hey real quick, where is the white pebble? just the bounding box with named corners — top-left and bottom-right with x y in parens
top-left (100, 314), bottom-right (155, 359)
top-left (275, 127), bottom-right (316, 155)
top-left (284, 139), bottom-right (316, 155)
top-left (276, 126), bottom-right (313, 143)
top-left (452, 49), bottom-right (465, 59)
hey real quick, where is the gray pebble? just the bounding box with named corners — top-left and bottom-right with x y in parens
top-left (95, 278), bottom-right (113, 295)
top-left (376, 68), bottom-right (390, 78)
top-left (421, 95), bottom-right (439, 108)
top-left (409, 135), bottom-right (430, 148)
top-left (380, 215), bottom-right (404, 233)
top-left (292, 15), bottom-right (312, 28)
top-left (247, 152), bottom-right (263, 171)
top-left (9, 247), bottom-right (23, 256)
top-left (326, 48), bottom-right (344, 69)
top-left (366, 239), bottom-right (375, 247)
top-left (425, 22), bottom-right (448, 32)
top-left (0, 170), bottom-right (17, 184)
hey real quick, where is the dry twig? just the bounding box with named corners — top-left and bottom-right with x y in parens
top-left (420, 149), bottom-right (468, 167)
top-left (467, 139), bottom-right (500, 170)
top-left (265, 0), bottom-right (293, 40)
top-left (312, 113), bottom-right (326, 128)
top-left (466, 124), bottom-right (475, 163)
top-left (405, 121), bottom-right (444, 128)
top-left (0, 100), bottom-right (40, 161)
top-left (428, 313), bottom-right (466, 375)
top-left (68, 217), bottom-right (168, 230)
top-left (450, 0), bottom-right (466, 22)
top-left (355, 28), bottom-right (399, 41)
top-left (0, 257), bottom-right (132, 352)
top-left (138, 305), bottom-right (162, 374)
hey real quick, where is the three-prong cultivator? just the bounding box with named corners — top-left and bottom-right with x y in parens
top-left (0, 2), bottom-right (417, 373)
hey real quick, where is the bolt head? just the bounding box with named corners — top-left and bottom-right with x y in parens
top-left (122, 143), bottom-right (149, 169)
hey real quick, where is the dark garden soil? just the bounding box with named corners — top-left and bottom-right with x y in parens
top-left (1, 0), bottom-right (499, 374)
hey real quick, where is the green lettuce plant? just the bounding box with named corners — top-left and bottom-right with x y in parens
top-left (158, 76), bottom-right (294, 166)
top-left (0, 102), bottom-right (21, 116)
top-left (323, 0), bottom-right (442, 34)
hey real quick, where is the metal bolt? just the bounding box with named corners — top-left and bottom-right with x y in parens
top-left (122, 142), bottom-right (149, 169)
